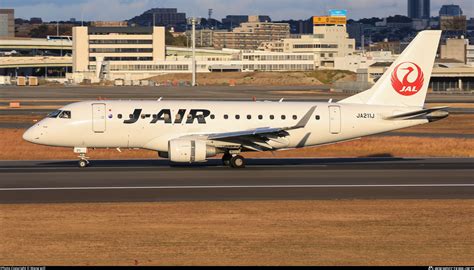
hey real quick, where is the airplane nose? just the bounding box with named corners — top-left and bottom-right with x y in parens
top-left (23, 126), bottom-right (39, 143)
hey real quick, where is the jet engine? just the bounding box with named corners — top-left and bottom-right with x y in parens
top-left (168, 139), bottom-right (218, 163)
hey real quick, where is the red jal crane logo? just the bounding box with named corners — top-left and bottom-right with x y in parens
top-left (391, 62), bottom-right (424, 96)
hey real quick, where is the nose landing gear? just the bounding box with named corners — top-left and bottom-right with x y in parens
top-left (78, 158), bottom-right (90, 168)
top-left (74, 147), bottom-right (90, 168)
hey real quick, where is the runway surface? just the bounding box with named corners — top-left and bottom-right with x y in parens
top-left (1, 158), bottom-right (473, 204)
top-left (1, 85), bottom-right (473, 103)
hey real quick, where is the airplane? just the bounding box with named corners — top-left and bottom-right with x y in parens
top-left (23, 30), bottom-right (448, 169)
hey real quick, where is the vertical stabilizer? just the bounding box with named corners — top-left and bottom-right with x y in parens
top-left (340, 30), bottom-right (441, 108)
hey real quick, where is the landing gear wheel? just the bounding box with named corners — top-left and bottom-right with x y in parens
top-left (222, 153), bottom-right (232, 167)
top-left (230, 155), bottom-right (246, 169)
top-left (78, 159), bottom-right (89, 168)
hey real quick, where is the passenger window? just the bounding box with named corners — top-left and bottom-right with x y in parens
top-left (293, 115), bottom-right (298, 120)
top-left (281, 115), bottom-right (286, 120)
top-left (118, 114), bottom-right (123, 119)
top-left (247, 115), bottom-right (252, 120)
top-left (59, 111), bottom-right (71, 119)
top-left (224, 115), bottom-right (229, 120)
top-left (141, 114), bottom-right (146, 119)
top-left (316, 115), bottom-right (321, 120)
top-left (210, 115), bottom-right (215, 120)
top-left (270, 115), bottom-right (275, 120)
top-left (259, 115), bottom-right (263, 120)
top-left (236, 115), bottom-right (240, 120)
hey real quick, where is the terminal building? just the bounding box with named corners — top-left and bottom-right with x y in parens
top-left (259, 15), bottom-right (355, 69)
top-left (69, 25), bottom-right (314, 82)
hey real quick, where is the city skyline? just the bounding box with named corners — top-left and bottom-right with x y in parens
top-left (1, 0), bottom-right (473, 22)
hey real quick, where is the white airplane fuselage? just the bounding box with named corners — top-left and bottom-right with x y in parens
top-left (24, 100), bottom-right (427, 152)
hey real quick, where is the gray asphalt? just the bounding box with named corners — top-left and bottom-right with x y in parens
top-left (1, 158), bottom-right (473, 204)
top-left (1, 85), bottom-right (473, 102)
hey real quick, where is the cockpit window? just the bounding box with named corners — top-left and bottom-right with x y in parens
top-left (59, 111), bottom-right (72, 119)
top-left (47, 110), bottom-right (62, 118)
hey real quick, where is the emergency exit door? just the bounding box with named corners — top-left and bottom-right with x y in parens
top-left (92, 103), bottom-right (106, 133)
top-left (329, 106), bottom-right (341, 134)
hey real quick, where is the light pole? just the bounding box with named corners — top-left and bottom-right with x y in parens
top-left (187, 17), bottom-right (201, 87)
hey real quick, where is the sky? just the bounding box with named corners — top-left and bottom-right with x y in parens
top-left (1, 0), bottom-right (473, 22)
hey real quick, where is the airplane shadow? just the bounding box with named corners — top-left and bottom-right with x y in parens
top-left (39, 156), bottom-right (421, 168)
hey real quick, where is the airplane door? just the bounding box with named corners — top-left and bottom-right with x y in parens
top-left (329, 106), bottom-right (341, 134)
top-left (92, 103), bottom-right (106, 133)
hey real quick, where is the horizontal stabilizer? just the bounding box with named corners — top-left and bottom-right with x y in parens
top-left (385, 107), bottom-right (449, 121)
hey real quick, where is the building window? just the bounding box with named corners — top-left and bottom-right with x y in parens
top-left (89, 40), bottom-right (153, 44)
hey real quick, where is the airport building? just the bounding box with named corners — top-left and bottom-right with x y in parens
top-left (69, 25), bottom-right (314, 82)
top-left (259, 16), bottom-right (355, 69)
top-left (213, 17), bottom-right (290, 50)
top-left (0, 9), bottom-right (15, 38)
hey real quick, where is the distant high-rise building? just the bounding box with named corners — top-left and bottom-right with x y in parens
top-left (0, 9), bottom-right (14, 37)
top-left (222, 15), bottom-right (271, 29)
top-left (30, 17), bottom-right (43, 24)
top-left (213, 21), bottom-right (289, 50)
top-left (407, 0), bottom-right (430, 19)
top-left (129, 8), bottom-right (186, 28)
top-left (439, 5), bottom-right (463, 17)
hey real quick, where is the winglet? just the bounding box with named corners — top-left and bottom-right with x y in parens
top-left (290, 106), bottom-right (317, 130)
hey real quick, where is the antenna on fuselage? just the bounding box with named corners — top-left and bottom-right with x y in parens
top-left (157, 97), bottom-right (163, 102)
top-left (279, 98), bottom-right (284, 103)
top-left (329, 99), bottom-right (333, 103)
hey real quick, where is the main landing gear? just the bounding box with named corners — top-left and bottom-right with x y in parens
top-left (222, 153), bottom-right (246, 169)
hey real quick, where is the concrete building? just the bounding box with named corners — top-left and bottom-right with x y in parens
top-left (440, 38), bottom-right (468, 64)
top-left (222, 15), bottom-right (271, 28)
top-left (72, 26), bottom-right (166, 81)
top-left (440, 15), bottom-right (467, 34)
top-left (408, 0), bottom-right (430, 19)
top-left (334, 51), bottom-right (397, 73)
top-left (185, 29), bottom-right (214, 48)
top-left (91, 21), bottom-right (128, 27)
top-left (213, 18), bottom-right (290, 50)
top-left (0, 9), bottom-right (14, 38)
top-left (467, 45), bottom-right (474, 66)
top-left (69, 25), bottom-right (314, 82)
top-left (260, 16), bottom-right (355, 69)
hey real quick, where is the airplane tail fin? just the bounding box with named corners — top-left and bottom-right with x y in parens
top-left (339, 30), bottom-right (442, 108)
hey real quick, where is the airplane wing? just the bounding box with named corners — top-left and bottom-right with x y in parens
top-left (180, 106), bottom-right (317, 152)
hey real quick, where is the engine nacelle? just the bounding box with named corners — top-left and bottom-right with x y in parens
top-left (168, 139), bottom-right (217, 163)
